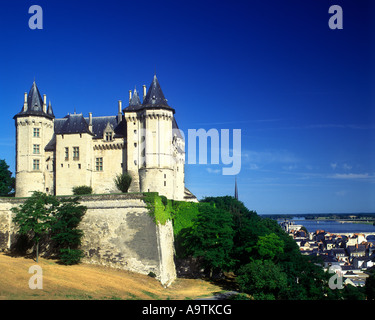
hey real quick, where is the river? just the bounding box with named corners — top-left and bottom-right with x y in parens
top-left (289, 219), bottom-right (375, 234)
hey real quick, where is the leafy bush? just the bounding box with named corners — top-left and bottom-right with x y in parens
top-left (72, 185), bottom-right (93, 195)
top-left (59, 248), bottom-right (84, 265)
top-left (114, 173), bottom-right (132, 193)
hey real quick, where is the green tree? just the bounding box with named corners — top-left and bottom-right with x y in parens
top-left (200, 196), bottom-right (263, 270)
top-left (365, 267), bottom-right (375, 300)
top-left (114, 172), bottom-right (132, 193)
top-left (51, 197), bottom-right (86, 265)
top-left (0, 159), bottom-right (15, 197)
top-left (256, 233), bottom-right (284, 261)
top-left (180, 203), bottom-right (234, 277)
top-left (12, 191), bottom-right (59, 262)
top-left (342, 284), bottom-right (365, 300)
top-left (236, 260), bottom-right (288, 300)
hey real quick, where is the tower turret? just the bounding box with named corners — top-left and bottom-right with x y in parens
top-left (123, 75), bottom-right (184, 199)
top-left (13, 81), bottom-right (55, 197)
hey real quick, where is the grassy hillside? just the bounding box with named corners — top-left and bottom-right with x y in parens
top-left (0, 253), bottom-right (222, 300)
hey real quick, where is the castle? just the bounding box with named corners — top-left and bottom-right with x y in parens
top-left (14, 75), bottom-right (196, 201)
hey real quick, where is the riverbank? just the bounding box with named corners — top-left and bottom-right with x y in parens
top-left (278, 218), bottom-right (375, 235)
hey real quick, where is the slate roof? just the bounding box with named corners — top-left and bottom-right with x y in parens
top-left (84, 116), bottom-right (125, 139)
top-left (123, 75), bottom-right (175, 113)
top-left (55, 113), bottom-right (92, 135)
top-left (172, 117), bottom-right (183, 140)
top-left (54, 114), bottom-right (125, 138)
top-left (47, 101), bottom-right (55, 118)
top-left (14, 81), bottom-right (55, 120)
top-left (129, 88), bottom-right (142, 108)
top-left (347, 245), bottom-right (367, 254)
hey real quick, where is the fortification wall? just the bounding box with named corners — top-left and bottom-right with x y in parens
top-left (0, 193), bottom-right (176, 287)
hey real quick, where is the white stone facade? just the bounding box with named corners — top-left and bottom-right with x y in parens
top-left (14, 76), bottom-right (192, 201)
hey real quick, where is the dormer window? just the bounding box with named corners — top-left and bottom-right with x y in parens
top-left (105, 132), bottom-right (113, 141)
top-left (103, 122), bottom-right (114, 142)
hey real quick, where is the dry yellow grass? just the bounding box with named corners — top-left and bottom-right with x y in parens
top-left (0, 253), bottom-right (222, 300)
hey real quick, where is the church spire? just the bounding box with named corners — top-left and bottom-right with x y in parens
top-left (234, 176), bottom-right (238, 200)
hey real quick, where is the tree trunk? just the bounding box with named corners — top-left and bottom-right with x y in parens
top-left (36, 241), bottom-right (39, 263)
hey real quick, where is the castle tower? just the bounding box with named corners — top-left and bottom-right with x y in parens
top-left (13, 81), bottom-right (55, 197)
top-left (123, 75), bottom-right (180, 199)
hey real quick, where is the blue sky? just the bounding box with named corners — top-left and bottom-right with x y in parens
top-left (0, 0), bottom-right (374, 214)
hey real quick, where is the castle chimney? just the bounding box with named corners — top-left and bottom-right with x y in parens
top-left (117, 100), bottom-right (122, 124)
top-left (143, 85), bottom-right (146, 100)
top-left (23, 92), bottom-right (27, 111)
top-left (43, 94), bottom-right (47, 113)
top-left (89, 112), bottom-right (93, 132)
top-left (129, 90), bottom-right (132, 103)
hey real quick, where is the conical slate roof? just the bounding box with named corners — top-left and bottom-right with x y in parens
top-left (14, 81), bottom-right (55, 119)
top-left (123, 75), bottom-right (175, 113)
top-left (143, 75), bottom-right (169, 107)
top-left (129, 88), bottom-right (141, 107)
top-left (47, 101), bottom-right (54, 118)
top-left (28, 81), bottom-right (43, 111)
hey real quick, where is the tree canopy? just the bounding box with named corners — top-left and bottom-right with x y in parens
top-left (174, 195), bottom-right (369, 300)
top-left (12, 192), bottom-right (86, 264)
top-left (0, 159), bottom-right (15, 197)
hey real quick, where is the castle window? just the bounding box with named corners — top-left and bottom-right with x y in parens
top-left (65, 147), bottom-right (69, 160)
top-left (33, 144), bottom-right (40, 154)
top-left (73, 147), bottom-right (79, 160)
top-left (105, 132), bottom-right (113, 141)
top-left (96, 157), bottom-right (103, 171)
top-left (33, 128), bottom-right (40, 137)
top-left (33, 159), bottom-right (40, 170)
top-left (78, 164), bottom-right (81, 169)
top-left (164, 181), bottom-right (166, 187)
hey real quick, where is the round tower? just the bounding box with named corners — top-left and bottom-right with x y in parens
top-left (13, 81), bottom-right (55, 197)
top-left (123, 75), bottom-right (181, 199)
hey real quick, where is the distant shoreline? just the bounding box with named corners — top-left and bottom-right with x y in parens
top-left (261, 213), bottom-right (375, 221)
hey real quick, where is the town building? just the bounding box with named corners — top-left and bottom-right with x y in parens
top-left (283, 222), bottom-right (375, 287)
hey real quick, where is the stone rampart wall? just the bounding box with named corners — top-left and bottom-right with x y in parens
top-left (0, 193), bottom-right (176, 287)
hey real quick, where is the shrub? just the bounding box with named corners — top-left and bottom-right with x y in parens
top-left (72, 185), bottom-right (93, 195)
top-left (59, 248), bottom-right (84, 265)
top-left (114, 172), bottom-right (132, 193)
